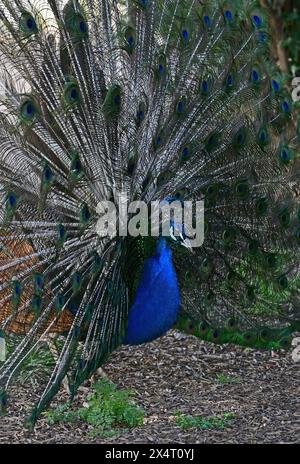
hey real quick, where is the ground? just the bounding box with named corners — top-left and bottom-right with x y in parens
top-left (0, 331), bottom-right (299, 444)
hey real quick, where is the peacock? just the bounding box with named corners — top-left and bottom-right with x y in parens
top-left (0, 0), bottom-right (300, 427)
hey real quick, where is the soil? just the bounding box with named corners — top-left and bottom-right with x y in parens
top-left (0, 330), bottom-right (299, 444)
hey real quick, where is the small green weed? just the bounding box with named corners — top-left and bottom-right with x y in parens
top-left (174, 411), bottom-right (235, 430)
top-left (215, 374), bottom-right (242, 384)
top-left (44, 379), bottom-right (144, 438)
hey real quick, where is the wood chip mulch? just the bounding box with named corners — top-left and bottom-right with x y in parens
top-left (0, 330), bottom-right (299, 444)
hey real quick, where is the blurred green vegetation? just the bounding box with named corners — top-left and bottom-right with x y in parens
top-left (264, 1), bottom-right (300, 76)
top-left (281, 5), bottom-right (300, 76)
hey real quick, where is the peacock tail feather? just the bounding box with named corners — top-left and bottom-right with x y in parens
top-left (0, 0), bottom-right (299, 424)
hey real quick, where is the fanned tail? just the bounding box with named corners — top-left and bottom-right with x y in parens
top-left (0, 0), bottom-right (299, 425)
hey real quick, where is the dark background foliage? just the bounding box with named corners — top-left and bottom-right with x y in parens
top-left (262, 0), bottom-right (300, 76)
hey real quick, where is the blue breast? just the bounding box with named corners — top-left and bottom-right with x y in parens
top-left (123, 239), bottom-right (181, 345)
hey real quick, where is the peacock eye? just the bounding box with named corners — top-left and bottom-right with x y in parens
top-left (136, 102), bottom-right (146, 124)
top-left (237, 133), bottom-right (243, 144)
top-left (228, 318), bottom-right (235, 327)
top-left (107, 281), bottom-right (113, 293)
top-left (79, 19), bottom-right (87, 33)
top-left (252, 69), bottom-right (259, 82)
top-left (201, 78), bottom-right (213, 97)
top-left (63, 82), bottom-right (81, 107)
top-left (27, 104), bottom-right (33, 114)
top-left (181, 145), bottom-right (191, 162)
top-left (222, 228), bottom-right (235, 245)
top-left (177, 98), bottom-right (186, 114)
top-left (44, 166), bottom-right (53, 181)
top-left (271, 79), bottom-right (280, 91)
top-left (279, 208), bottom-right (291, 228)
top-left (258, 129), bottom-right (267, 143)
top-left (225, 10), bottom-right (233, 21)
top-left (125, 26), bottom-right (136, 52)
top-left (235, 180), bottom-right (249, 198)
top-left (280, 338), bottom-right (289, 348)
top-left (223, 231), bottom-right (229, 240)
top-left (252, 15), bottom-right (262, 27)
top-left (182, 29), bottom-right (189, 43)
top-left (127, 36), bottom-right (134, 46)
top-left (206, 292), bottom-right (213, 302)
top-left (19, 12), bottom-right (38, 36)
top-left (93, 253), bottom-right (102, 267)
top-left (57, 224), bottom-right (65, 239)
top-left (282, 101), bottom-right (290, 113)
top-left (27, 18), bottom-right (34, 29)
top-left (227, 74), bottom-right (233, 87)
top-left (256, 198), bottom-right (268, 216)
top-left (114, 94), bottom-right (121, 106)
top-left (67, 13), bottom-right (88, 38)
top-left (74, 159), bottom-right (81, 171)
top-left (8, 193), bottom-right (16, 207)
top-left (80, 203), bottom-right (91, 224)
top-left (71, 89), bottom-right (78, 100)
top-left (203, 15), bottom-right (211, 27)
top-left (200, 258), bottom-right (213, 277)
top-left (13, 282), bottom-right (22, 296)
top-left (259, 31), bottom-right (267, 43)
top-left (199, 321), bottom-right (209, 333)
top-left (20, 98), bottom-right (38, 124)
top-left (261, 329), bottom-right (268, 338)
top-left (156, 53), bottom-right (167, 79)
top-left (278, 275), bottom-right (288, 290)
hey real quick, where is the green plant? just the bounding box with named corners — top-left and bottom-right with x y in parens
top-left (215, 374), bottom-right (242, 385)
top-left (44, 379), bottom-right (144, 438)
top-left (16, 347), bottom-right (55, 387)
top-left (44, 402), bottom-right (78, 426)
top-left (174, 411), bottom-right (235, 431)
top-left (0, 336), bottom-right (55, 388)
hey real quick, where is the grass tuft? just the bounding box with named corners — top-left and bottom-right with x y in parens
top-left (174, 411), bottom-right (235, 430)
top-left (215, 374), bottom-right (242, 384)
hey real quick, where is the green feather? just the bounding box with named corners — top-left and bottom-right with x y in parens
top-left (63, 1), bottom-right (88, 41)
top-left (102, 84), bottom-right (122, 119)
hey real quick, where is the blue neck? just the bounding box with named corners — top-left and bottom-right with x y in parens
top-left (123, 239), bottom-right (181, 345)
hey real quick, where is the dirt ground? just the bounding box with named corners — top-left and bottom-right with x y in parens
top-left (0, 330), bottom-right (299, 444)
